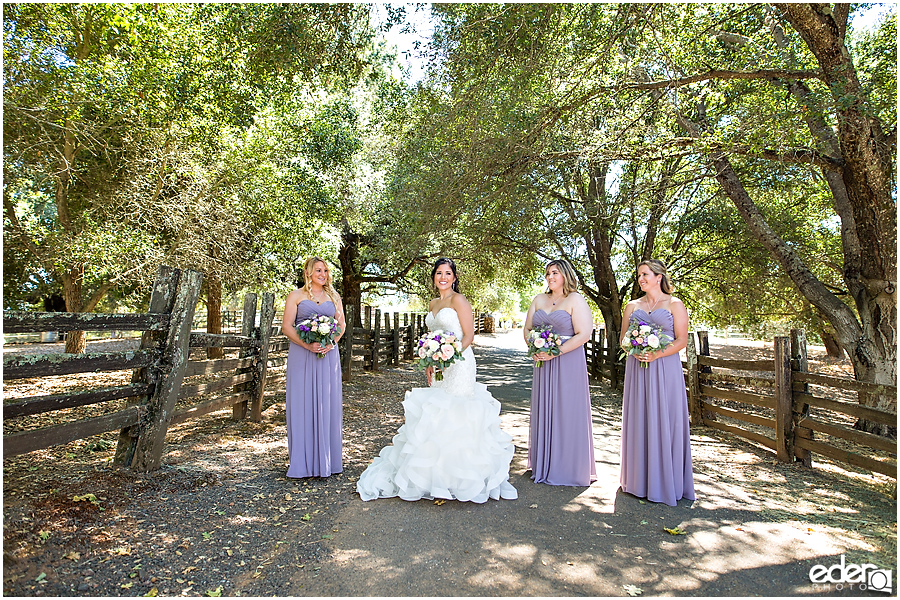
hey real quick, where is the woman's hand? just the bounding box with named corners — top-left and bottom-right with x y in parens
top-left (425, 365), bottom-right (434, 386)
top-left (309, 342), bottom-right (333, 356)
top-left (635, 350), bottom-right (657, 364)
top-left (533, 351), bottom-right (557, 362)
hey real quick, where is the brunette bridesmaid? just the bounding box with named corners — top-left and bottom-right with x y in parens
top-left (282, 257), bottom-right (346, 478)
top-left (523, 259), bottom-right (597, 486)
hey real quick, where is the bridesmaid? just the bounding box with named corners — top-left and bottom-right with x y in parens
top-left (619, 259), bottom-right (694, 505)
top-left (523, 258), bottom-right (597, 486)
top-left (282, 256), bottom-right (346, 479)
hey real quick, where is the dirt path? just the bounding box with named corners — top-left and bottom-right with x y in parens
top-left (3, 331), bottom-right (895, 596)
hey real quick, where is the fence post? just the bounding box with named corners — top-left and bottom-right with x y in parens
top-left (774, 336), bottom-right (793, 463)
top-left (686, 332), bottom-right (703, 426)
top-left (371, 309), bottom-right (382, 372)
top-left (233, 293), bottom-right (257, 420)
top-left (130, 269), bottom-right (204, 472)
top-left (364, 305), bottom-right (372, 330)
top-left (342, 305), bottom-right (355, 380)
top-left (393, 312), bottom-right (400, 366)
top-left (114, 266), bottom-right (181, 467)
top-left (791, 329), bottom-right (812, 466)
top-left (250, 293), bottom-right (275, 422)
top-left (590, 329), bottom-right (600, 380)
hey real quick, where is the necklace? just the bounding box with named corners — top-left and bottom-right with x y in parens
top-left (310, 288), bottom-right (327, 304)
top-left (645, 294), bottom-right (664, 312)
top-left (550, 293), bottom-right (565, 306)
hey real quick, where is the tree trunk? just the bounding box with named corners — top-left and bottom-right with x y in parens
top-left (62, 267), bottom-right (87, 354)
top-left (338, 227), bottom-right (363, 325)
top-left (820, 330), bottom-right (844, 359)
top-left (206, 272), bottom-right (224, 360)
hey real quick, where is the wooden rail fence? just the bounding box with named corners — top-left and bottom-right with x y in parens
top-left (683, 329), bottom-right (897, 479)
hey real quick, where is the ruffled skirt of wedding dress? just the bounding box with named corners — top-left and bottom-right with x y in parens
top-left (357, 382), bottom-right (518, 503)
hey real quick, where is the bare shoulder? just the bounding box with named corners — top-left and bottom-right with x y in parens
top-left (286, 289), bottom-right (304, 304)
top-left (668, 296), bottom-right (688, 315)
top-left (451, 292), bottom-right (472, 312)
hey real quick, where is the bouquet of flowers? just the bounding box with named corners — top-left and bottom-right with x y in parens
top-left (296, 314), bottom-right (342, 359)
top-left (415, 330), bottom-right (465, 381)
top-left (527, 325), bottom-right (563, 368)
top-left (620, 316), bottom-right (672, 368)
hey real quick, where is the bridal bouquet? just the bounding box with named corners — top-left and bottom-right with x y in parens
top-left (527, 325), bottom-right (562, 368)
top-left (415, 330), bottom-right (464, 381)
top-left (296, 314), bottom-right (342, 358)
top-left (620, 316), bottom-right (672, 368)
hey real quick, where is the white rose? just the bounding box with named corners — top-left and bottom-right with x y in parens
top-left (533, 337), bottom-right (546, 349)
top-left (427, 340), bottom-right (440, 351)
top-left (639, 325), bottom-right (652, 334)
top-left (647, 334), bottom-right (660, 348)
top-left (418, 347), bottom-right (428, 358)
top-left (318, 324), bottom-right (332, 335)
top-left (440, 345), bottom-right (455, 360)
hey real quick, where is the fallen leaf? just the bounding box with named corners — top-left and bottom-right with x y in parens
top-left (321, 535), bottom-right (334, 540)
top-left (664, 527), bottom-right (686, 535)
top-left (121, 582), bottom-right (134, 589)
top-left (144, 588), bottom-right (159, 597)
top-left (64, 551), bottom-right (80, 561)
top-left (434, 499), bottom-right (446, 506)
top-left (35, 573), bottom-right (47, 583)
top-left (300, 513), bottom-right (311, 521)
top-left (623, 584), bottom-right (643, 596)
top-left (206, 586), bottom-right (223, 597)
top-left (529, 504), bottom-right (538, 509)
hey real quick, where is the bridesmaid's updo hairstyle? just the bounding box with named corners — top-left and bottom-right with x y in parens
top-left (431, 257), bottom-right (460, 293)
top-left (546, 258), bottom-right (579, 296)
top-left (638, 258), bottom-right (673, 295)
top-left (301, 256), bottom-right (339, 303)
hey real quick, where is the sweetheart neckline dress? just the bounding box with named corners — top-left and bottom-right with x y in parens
top-left (527, 308), bottom-right (597, 486)
top-left (619, 308), bottom-right (695, 505)
top-left (356, 307), bottom-right (518, 503)
top-left (285, 299), bottom-right (342, 479)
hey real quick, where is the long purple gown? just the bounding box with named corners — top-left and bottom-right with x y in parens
top-left (620, 308), bottom-right (695, 506)
top-left (528, 309), bottom-right (597, 486)
top-left (285, 299), bottom-right (342, 478)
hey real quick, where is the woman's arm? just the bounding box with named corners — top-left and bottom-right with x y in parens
top-left (620, 302), bottom-right (636, 348)
top-left (281, 291), bottom-right (308, 349)
top-left (559, 294), bottom-right (593, 353)
top-left (333, 295), bottom-right (346, 344)
top-left (522, 297), bottom-right (538, 343)
top-left (452, 293), bottom-right (475, 350)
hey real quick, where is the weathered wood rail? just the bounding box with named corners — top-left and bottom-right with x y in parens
top-left (584, 327), bottom-right (624, 388)
top-left (3, 266), bottom-right (278, 472)
top-left (683, 329), bottom-right (897, 479)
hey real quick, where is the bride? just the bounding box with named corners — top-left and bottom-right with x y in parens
top-left (356, 257), bottom-right (518, 503)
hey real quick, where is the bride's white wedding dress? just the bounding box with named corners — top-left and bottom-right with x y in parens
top-left (356, 307), bottom-right (518, 503)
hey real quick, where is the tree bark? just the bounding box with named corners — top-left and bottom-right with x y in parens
top-left (206, 272), bottom-right (224, 360)
top-left (338, 227), bottom-right (363, 325)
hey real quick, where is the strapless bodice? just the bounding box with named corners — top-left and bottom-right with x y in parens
top-left (533, 309), bottom-right (575, 336)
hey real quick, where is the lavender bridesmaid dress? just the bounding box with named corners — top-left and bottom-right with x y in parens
top-left (619, 308), bottom-right (695, 505)
top-left (528, 309), bottom-right (597, 486)
top-left (285, 299), bottom-right (342, 478)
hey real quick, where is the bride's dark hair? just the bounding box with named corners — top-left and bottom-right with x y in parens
top-left (431, 257), bottom-right (460, 293)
